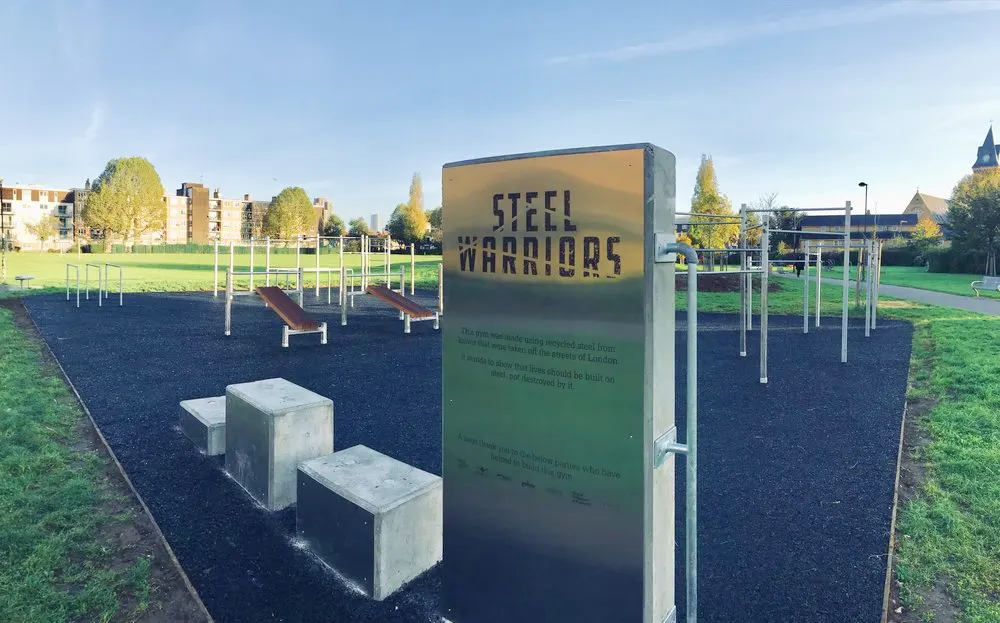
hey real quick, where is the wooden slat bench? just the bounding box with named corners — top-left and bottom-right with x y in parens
top-left (365, 285), bottom-right (440, 334)
top-left (255, 286), bottom-right (328, 347)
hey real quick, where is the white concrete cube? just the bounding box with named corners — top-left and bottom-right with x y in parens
top-left (296, 445), bottom-right (442, 600)
top-left (179, 396), bottom-right (226, 456)
top-left (225, 378), bottom-right (333, 511)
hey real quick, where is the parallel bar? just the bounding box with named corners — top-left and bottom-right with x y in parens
top-left (249, 241), bottom-right (255, 291)
top-left (316, 235), bottom-right (321, 297)
top-left (770, 228), bottom-right (848, 237)
top-left (225, 268), bottom-right (232, 336)
top-left (266, 237), bottom-right (271, 287)
top-left (410, 243), bottom-right (416, 295)
top-left (695, 247), bottom-right (761, 252)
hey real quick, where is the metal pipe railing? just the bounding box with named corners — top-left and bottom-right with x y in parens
top-left (105, 263), bottom-right (123, 306)
top-left (841, 202), bottom-right (851, 363)
top-left (85, 263), bottom-right (103, 307)
top-left (66, 264), bottom-right (80, 308)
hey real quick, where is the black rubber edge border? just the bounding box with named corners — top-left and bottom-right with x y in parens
top-left (20, 298), bottom-right (215, 623)
top-left (881, 399), bottom-right (908, 623)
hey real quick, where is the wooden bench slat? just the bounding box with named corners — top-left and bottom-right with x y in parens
top-left (255, 287), bottom-right (321, 330)
top-left (365, 285), bottom-right (434, 318)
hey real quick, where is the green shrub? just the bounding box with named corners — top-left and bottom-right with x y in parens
top-left (926, 247), bottom-right (988, 274)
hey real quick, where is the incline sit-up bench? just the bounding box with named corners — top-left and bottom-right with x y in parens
top-left (253, 286), bottom-right (327, 347)
top-left (365, 284), bottom-right (440, 334)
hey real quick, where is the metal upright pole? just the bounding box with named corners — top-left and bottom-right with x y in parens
top-left (213, 240), bottom-right (219, 297)
top-left (873, 241), bottom-right (882, 329)
top-left (266, 237), bottom-right (271, 287)
top-left (411, 243), bottom-right (416, 295)
top-left (865, 239), bottom-right (872, 338)
top-left (249, 240), bottom-right (255, 291)
top-left (340, 266), bottom-right (347, 326)
top-left (339, 236), bottom-right (344, 276)
top-left (841, 201), bottom-right (851, 363)
top-left (386, 235), bottom-right (392, 287)
top-left (816, 246), bottom-right (822, 327)
top-left (225, 268), bottom-right (232, 336)
top-left (739, 205), bottom-right (747, 357)
top-left (297, 267), bottom-right (304, 308)
top-left (803, 240), bottom-right (809, 334)
top-left (438, 262), bottom-right (444, 314)
top-left (760, 222), bottom-right (769, 384)
top-left (229, 241), bottom-right (235, 292)
top-left (315, 235), bottom-right (321, 297)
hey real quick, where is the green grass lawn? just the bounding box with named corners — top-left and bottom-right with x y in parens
top-left (808, 264), bottom-right (1000, 300)
top-left (0, 305), bottom-right (155, 622)
top-left (0, 250), bottom-right (443, 295)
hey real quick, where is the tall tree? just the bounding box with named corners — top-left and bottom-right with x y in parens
top-left (348, 217), bottom-right (371, 237)
top-left (25, 215), bottom-right (60, 250)
top-left (426, 206), bottom-right (443, 242)
top-left (264, 187), bottom-right (317, 240)
top-left (948, 169), bottom-right (1000, 275)
top-left (386, 173), bottom-right (430, 243)
top-left (322, 213), bottom-right (346, 237)
top-left (908, 215), bottom-right (942, 254)
top-left (83, 157), bottom-right (166, 249)
top-left (689, 155), bottom-right (737, 270)
top-left (767, 206), bottom-right (803, 253)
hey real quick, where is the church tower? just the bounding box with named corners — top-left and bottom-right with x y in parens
top-left (973, 125), bottom-right (1000, 172)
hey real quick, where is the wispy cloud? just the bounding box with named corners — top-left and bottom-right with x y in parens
top-left (84, 104), bottom-right (105, 143)
top-left (546, 0), bottom-right (1000, 65)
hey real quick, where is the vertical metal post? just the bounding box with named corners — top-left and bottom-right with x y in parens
top-left (229, 241), bottom-right (235, 293)
top-left (873, 241), bottom-right (882, 329)
top-left (739, 205), bottom-right (747, 357)
top-left (400, 265), bottom-right (406, 297)
top-left (119, 268), bottom-right (123, 307)
top-left (816, 246), bottom-right (822, 327)
top-left (249, 240), bottom-right (255, 292)
top-left (386, 235), bottom-right (392, 287)
top-left (803, 241), bottom-right (809, 335)
top-left (841, 201), bottom-right (851, 363)
top-left (296, 238), bottom-right (301, 269)
top-left (760, 223), bottom-right (769, 384)
top-left (865, 239), bottom-right (872, 338)
top-left (686, 257), bottom-right (698, 623)
top-left (338, 236), bottom-right (344, 278)
top-left (66, 265), bottom-right (70, 301)
top-left (340, 267), bottom-right (347, 326)
top-left (315, 235), bottom-right (321, 297)
top-left (411, 243), bottom-right (416, 295)
top-left (213, 240), bottom-right (219, 297)
top-left (76, 270), bottom-right (80, 308)
top-left (438, 262), bottom-right (444, 314)
top-left (225, 268), bottom-right (232, 336)
top-left (297, 267), bottom-right (304, 308)
top-left (266, 237), bottom-right (271, 286)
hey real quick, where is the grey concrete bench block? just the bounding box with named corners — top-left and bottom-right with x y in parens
top-left (179, 396), bottom-right (227, 456)
top-left (225, 378), bottom-right (333, 511)
top-left (296, 445), bottom-right (442, 600)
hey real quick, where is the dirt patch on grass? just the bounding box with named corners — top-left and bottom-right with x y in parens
top-left (0, 298), bottom-right (209, 622)
top-left (676, 273), bottom-right (781, 293)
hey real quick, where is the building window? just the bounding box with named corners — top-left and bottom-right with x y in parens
top-left (40, 204), bottom-right (48, 211)
top-left (58, 206), bottom-right (67, 215)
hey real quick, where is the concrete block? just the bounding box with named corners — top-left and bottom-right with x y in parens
top-left (179, 396), bottom-right (226, 456)
top-left (296, 445), bottom-right (442, 600)
top-left (225, 378), bottom-right (333, 510)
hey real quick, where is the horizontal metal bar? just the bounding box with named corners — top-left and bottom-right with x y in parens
top-left (691, 269), bottom-right (764, 275)
top-left (695, 248), bottom-right (762, 252)
top-left (769, 229), bottom-right (848, 236)
top-left (744, 206), bottom-right (849, 213)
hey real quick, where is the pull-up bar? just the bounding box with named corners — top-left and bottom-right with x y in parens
top-left (743, 206), bottom-right (849, 213)
top-left (769, 229), bottom-right (848, 237)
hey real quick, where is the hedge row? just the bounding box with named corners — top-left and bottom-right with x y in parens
top-left (926, 248), bottom-right (988, 274)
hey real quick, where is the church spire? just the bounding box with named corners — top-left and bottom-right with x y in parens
top-left (973, 124), bottom-right (999, 171)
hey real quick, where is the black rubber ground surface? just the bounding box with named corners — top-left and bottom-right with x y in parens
top-left (23, 292), bottom-right (911, 623)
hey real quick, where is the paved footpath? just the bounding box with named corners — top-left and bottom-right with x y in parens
top-left (780, 274), bottom-right (1000, 315)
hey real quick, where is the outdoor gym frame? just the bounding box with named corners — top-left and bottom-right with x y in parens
top-left (212, 234), bottom-right (396, 298)
top-left (66, 262), bottom-right (125, 308)
top-left (681, 199), bottom-right (880, 384)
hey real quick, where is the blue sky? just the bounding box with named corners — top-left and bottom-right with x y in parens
top-left (1, 0), bottom-right (999, 223)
